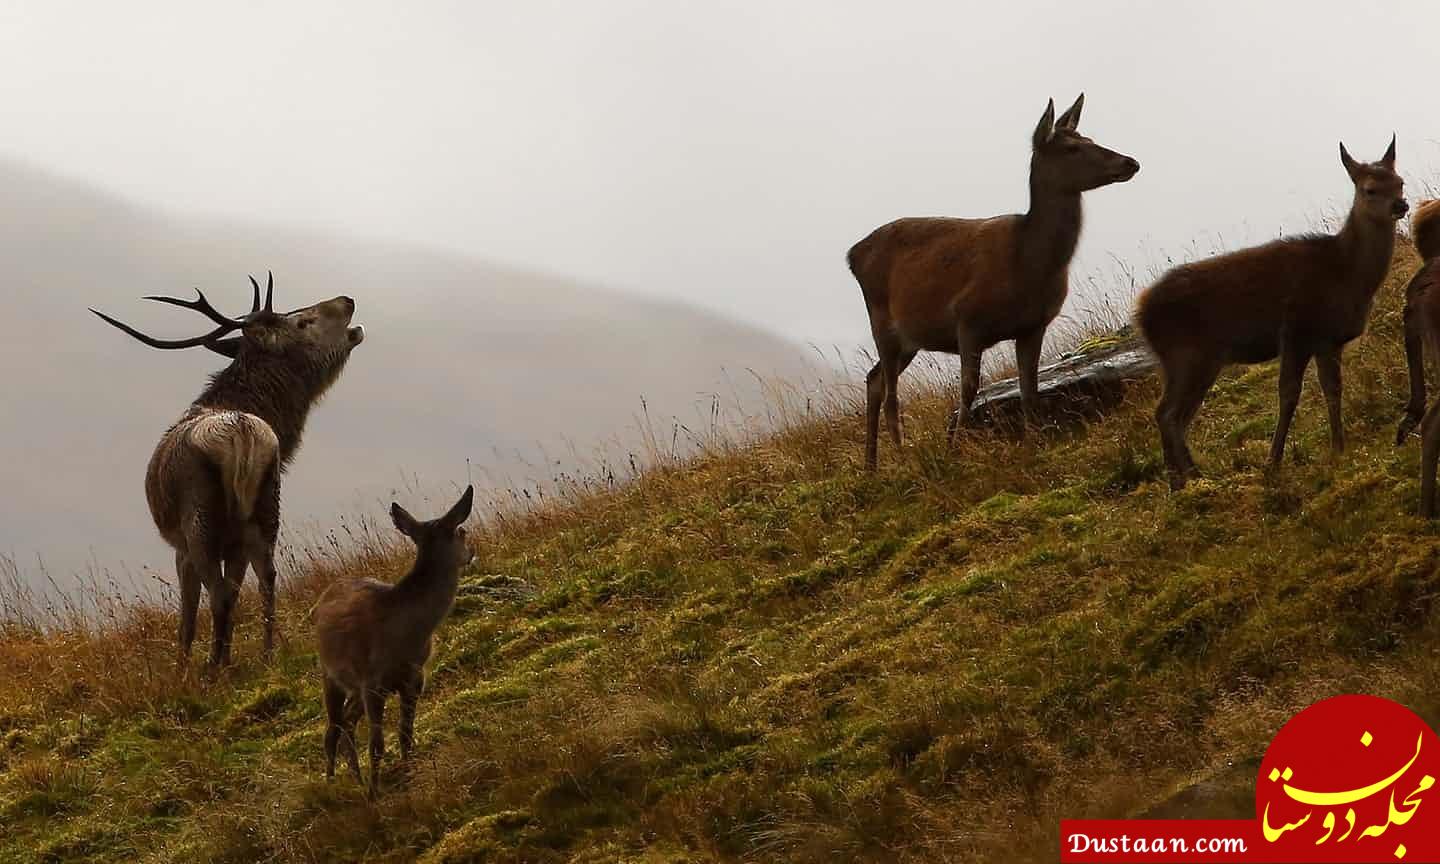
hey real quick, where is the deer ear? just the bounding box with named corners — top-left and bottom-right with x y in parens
top-left (439, 485), bottom-right (475, 533)
top-left (1381, 133), bottom-right (1397, 170)
top-left (1033, 98), bottom-right (1056, 149)
top-left (1055, 92), bottom-right (1084, 131)
top-left (391, 502), bottom-right (421, 538)
top-left (1340, 142), bottom-right (1362, 181)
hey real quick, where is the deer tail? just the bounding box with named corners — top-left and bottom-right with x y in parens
top-left (188, 411), bottom-right (280, 522)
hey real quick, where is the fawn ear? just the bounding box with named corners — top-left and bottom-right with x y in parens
top-left (438, 485), bottom-right (475, 533)
top-left (1055, 92), bottom-right (1084, 131)
top-left (1340, 141), bottom-right (1363, 182)
top-left (1033, 98), bottom-right (1056, 149)
top-left (1381, 133), bottom-right (1397, 171)
top-left (391, 502), bottom-right (421, 539)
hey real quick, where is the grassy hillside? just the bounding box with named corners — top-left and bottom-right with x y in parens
top-left (4, 239), bottom-right (1440, 864)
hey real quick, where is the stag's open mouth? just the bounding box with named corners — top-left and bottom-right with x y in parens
top-left (347, 325), bottom-right (365, 346)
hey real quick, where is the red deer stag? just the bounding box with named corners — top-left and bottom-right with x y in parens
top-left (314, 486), bottom-right (474, 799)
top-left (847, 93), bottom-right (1140, 469)
top-left (92, 275), bottom-right (365, 666)
top-left (1394, 199), bottom-right (1440, 514)
top-left (1137, 137), bottom-right (1407, 489)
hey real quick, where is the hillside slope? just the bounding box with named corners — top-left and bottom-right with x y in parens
top-left (3, 241), bottom-right (1440, 863)
top-left (0, 159), bottom-right (823, 584)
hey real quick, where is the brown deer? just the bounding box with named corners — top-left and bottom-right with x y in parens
top-left (847, 93), bottom-right (1140, 468)
top-left (1394, 199), bottom-right (1440, 514)
top-left (92, 275), bottom-right (365, 666)
top-left (313, 486), bottom-right (474, 799)
top-left (1136, 137), bottom-right (1407, 490)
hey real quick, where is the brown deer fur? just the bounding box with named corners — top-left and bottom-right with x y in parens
top-left (92, 277), bottom-right (365, 666)
top-left (1137, 138), bottom-right (1407, 489)
top-left (314, 486), bottom-right (475, 799)
top-left (847, 94), bottom-right (1139, 468)
top-left (1395, 200), bottom-right (1440, 514)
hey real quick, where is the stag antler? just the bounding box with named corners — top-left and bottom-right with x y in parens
top-left (90, 274), bottom-right (276, 353)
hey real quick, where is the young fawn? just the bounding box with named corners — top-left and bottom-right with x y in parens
top-left (847, 93), bottom-right (1139, 468)
top-left (1137, 137), bottom-right (1407, 489)
top-left (1394, 199), bottom-right (1440, 514)
top-left (314, 486), bottom-right (474, 798)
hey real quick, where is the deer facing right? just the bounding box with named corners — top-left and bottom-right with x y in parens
top-left (314, 485), bottom-right (475, 799)
top-left (1136, 137), bottom-right (1408, 489)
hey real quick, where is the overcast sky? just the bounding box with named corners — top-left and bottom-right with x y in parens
top-left (3, 1), bottom-right (1439, 350)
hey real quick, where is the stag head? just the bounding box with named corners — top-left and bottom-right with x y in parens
top-left (91, 273), bottom-right (365, 360)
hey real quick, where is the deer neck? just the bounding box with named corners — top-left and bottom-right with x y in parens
top-left (196, 348), bottom-right (347, 464)
top-left (1336, 208), bottom-right (1396, 296)
top-left (390, 551), bottom-right (461, 636)
top-left (1021, 182), bottom-right (1083, 281)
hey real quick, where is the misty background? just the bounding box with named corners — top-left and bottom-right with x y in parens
top-left (3, 1), bottom-right (1439, 590)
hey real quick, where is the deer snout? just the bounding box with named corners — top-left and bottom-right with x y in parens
top-left (1393, 199), bottom-right (1410, 219)
top-left (1114, 156), bottom-right (1140, 181)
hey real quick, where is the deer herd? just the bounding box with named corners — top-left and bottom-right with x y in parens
top-left (87, 92), bottom-right (1440, 799)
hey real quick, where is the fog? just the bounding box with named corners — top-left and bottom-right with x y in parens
top-left (3, 1), bottom-right (1440, 589)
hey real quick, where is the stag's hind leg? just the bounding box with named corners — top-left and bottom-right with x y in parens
top-left (176, 551), bottom-right (201, 664)
top-left (244, 474), bottom-right (282, 657)
top-left (865, 360), bottom-right (884, 470)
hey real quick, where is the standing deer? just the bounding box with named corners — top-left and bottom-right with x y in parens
top-left (1394, 199), bottom-right (1440, 514)
top-left (1136, 137), bottom-right (1407, 489)
top-left (847, 93), bottom-right (1140, 469)
top-left (314, 486), bottom-right (474, 799)
top-left (91, 275), bottom-right (365, 666)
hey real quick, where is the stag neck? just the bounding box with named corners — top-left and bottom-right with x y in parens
top-left (194, 348), bottom-right (341, 462)
top-left (1022, 180), bottom-right (1084, 276)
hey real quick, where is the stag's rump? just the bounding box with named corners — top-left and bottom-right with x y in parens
top-left (144, 409), bottom-right (279, 546)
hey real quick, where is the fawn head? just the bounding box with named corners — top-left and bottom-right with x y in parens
top-left (1030, 93), bottom-right (1140, 194)
top-left (1341, 136), bottom-right (1407, 223)
top-left (390, 485), bottom-right (476, 572)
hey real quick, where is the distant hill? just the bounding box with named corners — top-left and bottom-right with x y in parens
top-left (0, 161), bottom-right (826, 585)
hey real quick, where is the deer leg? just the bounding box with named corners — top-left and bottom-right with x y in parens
top-left (1015, 328), bottom-right (1044, 434)
top-left (1157, 356), bottom-right (1221, 489)
top-left (947, 343), bottom-right (984, 443)
top-left (1399, 272), bottom-right (1429, 445)
top-left (1269, 344), bottom-right (1312, 467)
top-left (341, 694), bottom-right (364, 783)
top-left (864, 360), bottom-right (884, 470)
top-left (206, 567), bottom-right (238, 669)
top-left (246, 476), bottom-right (282, 657)
top-left (398, 670), bottom-right (423, 761)
top-left (1314, 348), bottom-right (1344, 454)
top-left (884, 350), bottom-right (916, 449)
top-left (363, 688), bottom-right (386, 800)
top-left (1420, 401), bottom-right (1440, 517)
top-left (323, 676), bottom-right (347, 780)
top-left (176, 551), bottom-right (200, 664)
